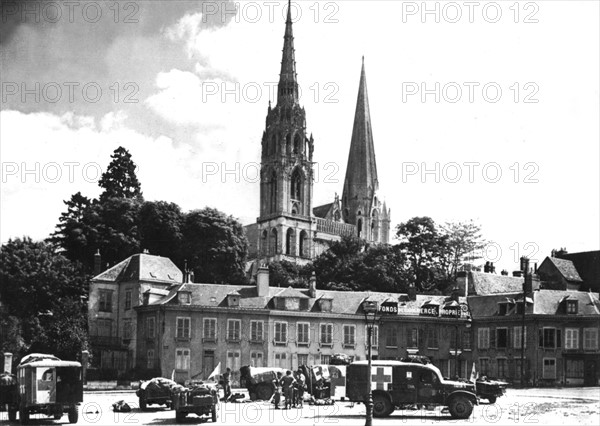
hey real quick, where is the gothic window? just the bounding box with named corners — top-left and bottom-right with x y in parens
top-left (286, 133), bottom-right (292, 155)
top-left (334, 210), bottom-right (341, 222)
top-left (286, 228), bottom-right (295, 256)
top-left (270, 229), bottom-right (278, 256)
top-left (271, 134), bottom-right (277, 155)
top-left (293, 133), bottom-right (302, 154)
top-left (261, 230), bottom-right (268, 256)
top-left (357, 219), bottom-right (363, 239)
top-left (291, 168), bottom-right (302, 202)
top-left (270, 170), bottom-right (278, 213)
top-left (299, 230), bottom-right (308, 258)
top-left (371, 210), bottom-right (380, 242)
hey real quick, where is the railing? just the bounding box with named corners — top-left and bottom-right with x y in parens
top-left (315, 218), bottom-right (355, 237)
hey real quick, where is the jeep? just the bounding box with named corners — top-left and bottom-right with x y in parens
top-left (346, 360), bottom-right (478, 419)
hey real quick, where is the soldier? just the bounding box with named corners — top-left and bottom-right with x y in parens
top-left (272, 372), bottom-right (283, 409)
top-left (222, 368), bottom-right (232, 402)
top-left (280, 370), bottom-right (295, 410)
top-left (294, 369), bottom-right (306, 408)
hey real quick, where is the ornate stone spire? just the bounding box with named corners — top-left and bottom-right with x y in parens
top-left (342, 58), bottom-right (379, 224)
top-left (277, 0), bottom-right (298, 106)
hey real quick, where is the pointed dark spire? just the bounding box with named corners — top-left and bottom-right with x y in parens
top-left (342, 58), bottom-right (379, 211)
top-left (277, 0), bottom-right (298, 105)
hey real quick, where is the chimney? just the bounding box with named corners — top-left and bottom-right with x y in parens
top-left (256, 265), bottom-right (270, 297)
top-left (408, 283), bottom-right (417, 301)
top-left (308, 272), bottom-right (317, 298)
top-left (512, 271), bottom-right (523, 277)
top-left (93, 250), bottom-right (102, 276)
top-left (501, 269), bottom-right (508, 276)
top-left (456, 271), bottom-right (468, 297)
top-left (3, 352), bottom-right (12, 374)
top-left (451, 286), bottom-right (460, 302)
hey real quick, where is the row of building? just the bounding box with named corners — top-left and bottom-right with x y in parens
top-left (88, 250), bottom-right (600, 387)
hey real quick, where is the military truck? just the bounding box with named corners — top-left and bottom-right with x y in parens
top-left (346, 360), bottom-right (478, 419)
top-left (171, 383), bottom-right (218, 423)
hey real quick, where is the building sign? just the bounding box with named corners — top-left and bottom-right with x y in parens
top-left (441, 306), bottom-right (461, 318)
top-left (379, 301), bottom-right (398, 314)
top-left (420, 305), bottom-right (439, 317)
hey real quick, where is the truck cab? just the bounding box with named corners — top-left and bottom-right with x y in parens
top-left (346, 360), bottom-right (477, 419)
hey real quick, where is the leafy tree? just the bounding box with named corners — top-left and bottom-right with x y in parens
top-left (268, 260), bottom-right (310, 288)
top-left (98, 147), bottom-right (143, 202)
top-left (138, 201), bottom-right (184, 263)
top-left (182, 208), bottom-right (248, 284)
top-left (439, 220), bottom-right (486, 280)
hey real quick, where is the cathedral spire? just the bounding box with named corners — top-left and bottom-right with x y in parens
top-left (342, 58), bottom-right (379, 221)
top-left (277, 0), bottom-right (298, 105)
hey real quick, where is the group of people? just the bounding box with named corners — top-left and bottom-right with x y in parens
top-left (272, 369), bottom-right (306, 409)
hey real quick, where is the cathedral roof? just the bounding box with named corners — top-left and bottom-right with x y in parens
top-left (277, 0), bottom-right (298, 105)
top-left (313, 202), bottom-right (334, 218)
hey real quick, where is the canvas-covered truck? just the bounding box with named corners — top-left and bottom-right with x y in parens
top-left (0, 372), bottom-right (19, 421)
top-left (172, 383), bottom-right (218, 423)
top-left (240, 366), bottom-right (285, 401)
top-left (346, 360), bottom-right (478, 419)
top-left (136, 377), bottom-right (178, 410)
top-left (16, 353), bottom-right (83, 424)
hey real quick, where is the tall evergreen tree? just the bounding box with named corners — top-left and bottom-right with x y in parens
top-left (98, 146), bottom-right (143, 202)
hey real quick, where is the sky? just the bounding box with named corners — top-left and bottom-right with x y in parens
top-left (1, 0), bottom-right (599, 273)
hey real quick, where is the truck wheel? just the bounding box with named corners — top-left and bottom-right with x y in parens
top-left (488, 396), bottom-right (497, 404)
top-left (68, 405), bottom-right (79, 423)
top-left (448, 396), bottom-right (473, 419)
top-left (19, 409), bottom-right (29, 425)
top-left (8, 408), bottom-right (17, 421)
top-left (175, 411), bottom-right (187, 423)
top-left (139, 398), bottom-right (147, 411)
top-left (256, 383), bottom-right (273, 401)
top-left (372, 395), bottom-right (392, 418)
top-left (211, 406), bottom-right (217, 422)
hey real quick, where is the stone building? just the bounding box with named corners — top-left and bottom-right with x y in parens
top-left (244, 3), bottom-right (390, 266)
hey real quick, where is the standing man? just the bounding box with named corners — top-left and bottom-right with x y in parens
top-left (295, 369), bottom-right (306, 408)
top-left (281, 370), bottom-right (295, 409)
top-left (222, 368), bottom-right (232, 402)
top-left (272, 372), bottom-right (283, 409)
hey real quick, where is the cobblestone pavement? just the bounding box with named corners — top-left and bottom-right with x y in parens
top-left (2, 387), bottom-right (598, 425)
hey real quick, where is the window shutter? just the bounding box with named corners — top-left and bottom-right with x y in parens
top-left (556, 329), bottom-right (562, 348)
top-left (490, 328), bottom-right (496, 348)
top-left (418, 328), bottom-right (425, 347)
top-left (507, 328), bottom-right (513, 348)
top-left (539, 329), bottom-right (543, 348)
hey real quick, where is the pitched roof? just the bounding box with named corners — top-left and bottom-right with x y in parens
top-left (92, 253), bottom-right (183, 284)
top-left (313, 203), bottom-right (333, 219)
top-left (469, 271), bottom-right (524, 295)
top-left (275, 287), bottom-right (310, 299)
top-left (559, 251), bottom-right (599, 290)
top-left (547, 257), bottom-right (583, 282)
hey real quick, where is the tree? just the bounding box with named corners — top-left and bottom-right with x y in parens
top-left (98, 147), bottom-right (143, 202)
top-left (0, 238), bottom-right (88, 360)
top-left (138, 201), bottom-right (184, 263)
top-left (268, 260), bottom-right (309, 288)
top-left (551, 247), bottom-right (568, 258)
top-left (182, 208), bottom-right (248, 284)
top-left (439, 220), bottom-right (486, 280)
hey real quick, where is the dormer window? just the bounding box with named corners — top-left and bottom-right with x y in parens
top-left (178, 291), bottom-right (191, 305)
top-left (227, 294), bottom-right (240, 308)
top-left (566, 300), bottom-right (578, 314)
top-left (319, 298), bottom-right (333, 312)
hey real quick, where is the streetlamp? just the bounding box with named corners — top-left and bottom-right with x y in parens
top-left (520, 257), bottom-right (529, 387)
top-left (363, 300), bottom-right (378, 426)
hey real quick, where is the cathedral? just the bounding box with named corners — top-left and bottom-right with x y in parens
top-left (244, 4), bottom-right (390, 265)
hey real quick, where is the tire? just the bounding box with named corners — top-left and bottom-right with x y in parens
top-left (68, 405), bottom-right (79, 424)
top-left (372, 394), bottom-right (393, 418)
top-left (8, 408), bottom-right (17, 422)
top-left (54, 412), bottom-right (63, 420)
top-left (448, 396), bottom-right (474, 419)
top-left (256, 383), bottom-right (273, 401)
top-left (488, 396), bottom-right (497, 404)
top-left (211, 406), bottom-right (217, 422)
top-left (139, 398), bottom-right (147, 411)
top-left (20, 408), bottom-right (29, 425)
top-left (175, 411), bottom-right (187, 423)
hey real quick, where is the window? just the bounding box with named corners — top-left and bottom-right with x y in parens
top-left (123, 319), bottom-right (132, 340)
top-left (320, 323), bottom-right (333, 345)
top-left (99, 289), bottom-right (113, 312)
top-left (175, 349), bottom-right (190, 370)
top-left (567, 300), bottom-right (578, 314)
top-left (250, 321), bottom-right (264, 342)
top-left (176, 317), bottom-right (191, 339)
top-left (297, 322), bottom-right (310, 345)
top-left (343, 325), bottom-right (356, 347)
top-left (250, 352), bottom-right (263, 367)
top-left (203, 318), bottom-right (216, 340)
top-left (274, 322), bottom-right (288, 344)
top-left (496, 328), bottom-right (508, 349)
top-left (385, 328), bottom-right (397, 348)
top-left (146, 317), bottom-right (155, 339)
top-left (227, 351), bottom-right (241, 371)
top-left (584, 328), bottom-right (598, 350)
top-left (407, 328), bottom-right (418, 348)
top-left (497, 358), bottom-right (507, 378)
top-left (147, 350), bottom-right (155, 369)
top-left (513, 326), bottom-right (527, 349)
top-left (178, 292), bottom-right (191, 305)
top-left (274, 352), bottom-right (288, 369)
top-left (97, 319), bottom-right (112, 337)
top-left (478, 328), bottom-right (490, 349)
top-left (463, 330), bottom-right (472, 350)
top-left (428, 327), bottom-right (438, 349)
top-left (566, 359), bottom-right (584, 378)
top-left (320, 354), bottom-right (331, 365)
top-left (543, 358), bottom-right (556, 379)
top-left (365, 325), bottom-right (379, 348)
top-left (227, 319), bottom-right (241, 342)
top-left (125, 290), bottom-right (132, 310)
top-left (479, 358), bottom-right (490, 375)
top-left (565, 328), bottom-right (579, 349)
top-left (539, 328), bottom-right (561, 349)
top-left (297, 354), bottom-right (309, 368)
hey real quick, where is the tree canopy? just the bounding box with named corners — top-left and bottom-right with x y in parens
top-left (98, 146), bottom-right (143, 202)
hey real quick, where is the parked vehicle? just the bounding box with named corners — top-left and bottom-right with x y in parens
top-left (16, 353), bottom-right (83, 424)
top-left (346, 360), bottom-right (478, 419)
top-left (172, 383), bottom-right (218, 423)
top-left (240, 366), bottom-right (285, 401)
top-left (299, 364), bottom-right (347, 400)
top-left (136, 377), bottom-right (178, 410)
top-left (0, 372), bottom-right (19, 421)
top-left (475, 378), bottom-right (508, 403)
